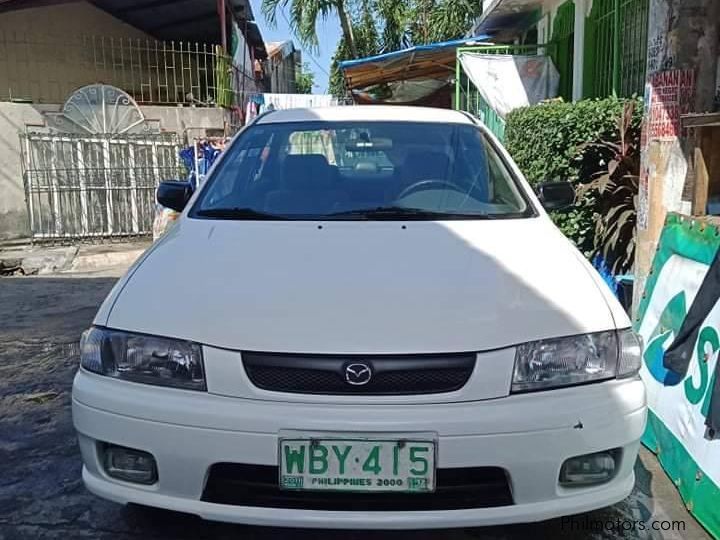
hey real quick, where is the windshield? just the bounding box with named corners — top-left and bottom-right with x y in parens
top-left (190, 121), bottom-right (533, 220)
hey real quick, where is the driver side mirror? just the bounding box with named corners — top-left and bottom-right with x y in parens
top-left (535, 181), bottom-right (576, 211)
top-left (157, 181), bottom-right (193, 212)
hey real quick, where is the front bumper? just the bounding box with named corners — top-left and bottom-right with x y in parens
top-left (72, 371), bottom-right (646, 529)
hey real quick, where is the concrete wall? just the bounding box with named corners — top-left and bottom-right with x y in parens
top-left (633, 0), bottom-right (720, 311)
top-left (0, 1), bottom-right (154, 104)
top-left (140, 106), bottom-right (226, 141)
top-left (0, 102), bottom-right (225, 241)
top-left (0, 103), bottom-right (51, 239)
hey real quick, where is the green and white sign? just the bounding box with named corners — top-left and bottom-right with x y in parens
top-left (279, 436), bottom-right (435, 493)
top-left (636, 213), bottom-right (720, 539)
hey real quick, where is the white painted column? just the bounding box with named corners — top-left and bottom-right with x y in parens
top-left (572, 0), bottom-right (588, 101)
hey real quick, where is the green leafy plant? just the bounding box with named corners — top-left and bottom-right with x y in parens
top-left (329, 0), bottom-right (381, 96)
top-left (263, 0), bottom-right (359, 58)
top-left (504, 96), bottom-right (643, 261)
top-left (295, 62), bottom-right (315, 94)
top-left (576, 101), bottom-right (641, 274)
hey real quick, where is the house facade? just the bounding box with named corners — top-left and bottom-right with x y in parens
top-left (472, 0), bottom-right (649, 102)
top-left (265, 41), bottom-right (302, 94)
top-left (0, 0), bottom-right (268, 241)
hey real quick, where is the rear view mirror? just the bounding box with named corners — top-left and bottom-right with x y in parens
top-left (157, 181), bottom-right (193, 212)
top-left (536, 181), bottom-right (575, 211)
top-left (345, 138), bottom-right (393, 152)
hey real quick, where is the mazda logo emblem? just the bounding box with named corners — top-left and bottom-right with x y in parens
top-left (344, 363), bottom-right (373, 386)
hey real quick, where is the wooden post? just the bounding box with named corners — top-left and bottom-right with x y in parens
top-left (218, 0), bottom-right (227, 52)
top-left (693, 145), bottom-right (709, 216)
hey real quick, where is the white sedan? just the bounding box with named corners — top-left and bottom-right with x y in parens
top-left (72, 105), bottom-right (646, 529)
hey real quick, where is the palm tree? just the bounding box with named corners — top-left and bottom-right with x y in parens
top-left (262, 0), bottom-right (359, 59)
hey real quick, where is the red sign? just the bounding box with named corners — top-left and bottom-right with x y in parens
top-left (647, 69), bottom-right (696, 140)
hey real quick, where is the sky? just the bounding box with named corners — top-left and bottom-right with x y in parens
top-left (249, 0), bottom-right (343, 94)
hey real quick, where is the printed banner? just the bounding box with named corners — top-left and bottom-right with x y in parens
top-left (636, 213), bottom-right (720, 539)
top-left (457, 53), bottom-right (559, 118)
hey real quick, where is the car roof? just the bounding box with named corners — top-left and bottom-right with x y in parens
top-left (255, 105), bottom-right (476, 125)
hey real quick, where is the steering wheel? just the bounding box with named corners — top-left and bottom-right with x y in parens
top-left (396, 179), bottom-right (466, 200)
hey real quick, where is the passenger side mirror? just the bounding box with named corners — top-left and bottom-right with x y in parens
top-left (535, 181), bottom-right (576, 211)
top-left (157, 181), bottom-right (193, 213)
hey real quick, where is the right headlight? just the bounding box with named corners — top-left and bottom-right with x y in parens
top-left (511, 329), bottom-right (642, 393)
top-left (80, 326), bottom-right (205, 391)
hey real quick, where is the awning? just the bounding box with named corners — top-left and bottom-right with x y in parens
top-left (470, 0), bottom-right (543, 42)
top-left (339, 36), bottom-right (491, 91)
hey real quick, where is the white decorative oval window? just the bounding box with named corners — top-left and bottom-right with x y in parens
top-left (60, 84), bottom-right (146, 134)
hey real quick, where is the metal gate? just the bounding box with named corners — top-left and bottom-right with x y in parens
top-left (21, 132), bottom-right (183, 241)
top-left (454, 44), bottom-right (556, 141)
top-left (583, 0), bottom-right (649, 99)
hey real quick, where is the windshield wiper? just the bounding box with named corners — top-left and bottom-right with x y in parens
top-left (327, 206), bottom-right (492, 220)
top-left (194, 207), bottom-right (289, 220)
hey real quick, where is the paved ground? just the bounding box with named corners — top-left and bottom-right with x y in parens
top-left (0, 240), bottom-right (149, 276)
top-left (0, 270), bottom-right (713, 540)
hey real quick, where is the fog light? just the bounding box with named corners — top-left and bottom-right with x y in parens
top-left (559, 450), bottom-right (619, 486)
top-left (103, 444), bottom-right (157, 484)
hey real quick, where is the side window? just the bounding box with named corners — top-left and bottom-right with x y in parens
top-left (483, 136), bottom-right (526, 210)
top-left (203, 133), bottom-right (273, 207)
top-left (203, 148), bottom-right (245, 206)
top-left (454, 127), bottom-right (490, 199)
top-left (485, 140), bottom-right (517, 205)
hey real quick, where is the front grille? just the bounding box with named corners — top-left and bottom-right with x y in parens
top-left (202, 464), bottom-right (514, 510)
top-left (242, 352), bottom-right (476, 395)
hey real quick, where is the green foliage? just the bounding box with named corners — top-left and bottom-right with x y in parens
top-left (263, 0), bottom-right (339, 51)
top-left (504, 96), bottom-right (643, 260)
top-left (408, 0), bottom-right (481, 45)
top-left (329, 0), bottom-right (381, 96)
top-left (262, 0), bottom-right (358, 58)
top-left (577, 101), bottom-right (642, 274)
top-left (329, 0), bottom-right (481, 96)
top-left (295, 62), bottom-right (315, 94)
top-left (377, 0), bottom-right (409, 51)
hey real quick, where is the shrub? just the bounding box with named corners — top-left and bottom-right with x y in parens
top-left (504, 96), bottom-right (643, 259)
top-left (577, 101), bottom-right (641, 274)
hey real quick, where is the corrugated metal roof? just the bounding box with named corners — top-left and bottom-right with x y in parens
top-left (339, 36), bottom-right (491, 91)
top-left (470, 0), bottom-right (542, 41)
top-left (266, 40), bottom-right (295, 59)
top-left (0, 0), bottom-right (266, 53)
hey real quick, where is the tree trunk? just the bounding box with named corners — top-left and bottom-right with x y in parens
top-left (336, 0), bottom-right (358, 58)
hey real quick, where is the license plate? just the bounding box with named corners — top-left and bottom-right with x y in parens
top-left (279, 436), bottom-right (436, 493)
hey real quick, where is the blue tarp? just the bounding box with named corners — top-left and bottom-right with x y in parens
top-left (338, 35), bottom-right (492, 73)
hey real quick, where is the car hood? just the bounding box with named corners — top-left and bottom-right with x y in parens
top-left (101, 217), bottom-right (622, 354)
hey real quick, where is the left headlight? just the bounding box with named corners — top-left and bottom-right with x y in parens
top-left (80, 327), bottom-right (205, 391)
top-left (512, 329), bottom-right (641, 393)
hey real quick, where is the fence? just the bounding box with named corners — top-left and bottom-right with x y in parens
top-left (454, 44), bottom-right (554, 141)
top-left (0, 33), bottom-right (259, 107)
top-left (551, 0), bottom-right (575, 101)
top-left (21, 132), bottom-right (184, 241)
top-left (583, 0), bottom-right (649, 98)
